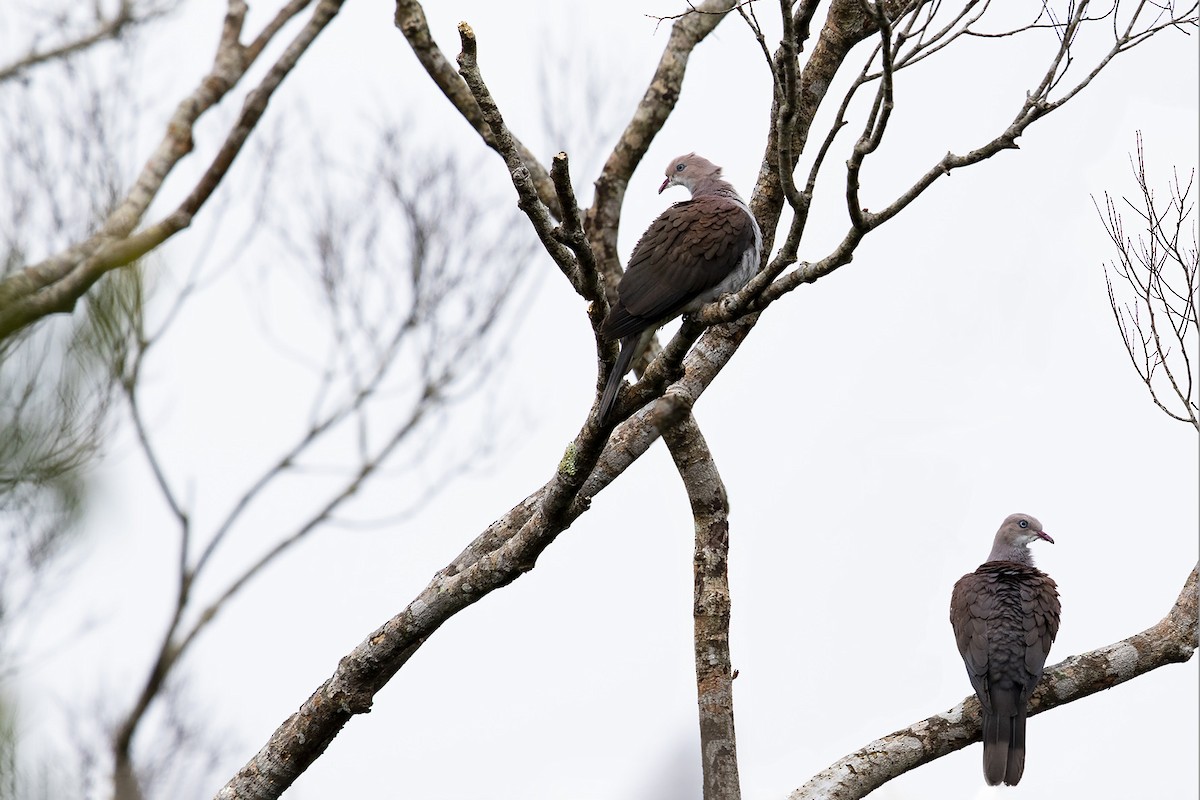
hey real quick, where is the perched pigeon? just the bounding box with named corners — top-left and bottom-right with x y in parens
top-left (951, 513), bottom-right (1061, 786)
top-left (598, 153), bottom-right (761, 422)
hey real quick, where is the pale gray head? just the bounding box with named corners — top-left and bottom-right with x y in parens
top-left (659, 153), bottom-right (724, 195)
top-left (987, 512), bottom-right (1054, 564)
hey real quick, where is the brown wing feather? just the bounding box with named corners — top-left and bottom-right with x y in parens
top-left (1020, 571), bottom-right (1061, 692)
top-left (602, 195), bottom-right (755, 341)
top-left (950, 572), bottom-right (994, 708)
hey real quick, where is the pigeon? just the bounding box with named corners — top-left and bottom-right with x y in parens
top-left (950, 512), bottom-right (1061, 786)
top-left (598, 153), bottom-right (761, 422)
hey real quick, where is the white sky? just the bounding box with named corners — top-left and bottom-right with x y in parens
top-left (9, 2), bottom-right (1199, 799)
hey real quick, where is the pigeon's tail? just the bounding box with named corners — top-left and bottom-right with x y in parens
top-left (1004, 708), bottom-right (1027, 786)
top-left (982, 694), bottom-right (1026, 786)
top-left (981, 708), bottom-right (1008, 787)
top-left (599, 334), bottom-right (640, 423)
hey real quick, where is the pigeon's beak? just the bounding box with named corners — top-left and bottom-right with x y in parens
top-left (1037, 530), bottom-right (1055, 544)
top-left (658, 177), bottom-right (671, 194)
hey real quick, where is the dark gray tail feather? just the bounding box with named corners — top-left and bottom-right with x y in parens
top-left (982, 709), bottom-right (1009, 786)
top-left (1004, 708), bottom-right (1027, 786)
top-left (599, 335), bottom-right (639, 423)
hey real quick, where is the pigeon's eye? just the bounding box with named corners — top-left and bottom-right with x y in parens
top-left (1018, 519), bottom-right (1029, 529)
top-left (675, 163), bottom-right (685, 172)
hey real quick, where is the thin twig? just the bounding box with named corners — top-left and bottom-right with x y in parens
top-left (0, 0), bottom-right (165, 84)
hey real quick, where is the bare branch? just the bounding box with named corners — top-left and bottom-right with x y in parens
top-left (1097, 132), bottom-right (1199, 430)
top-left (750, 0), bottom-right (886, 266)
top-left (0, 0), bottom-right (342, 342)
top-left (454, 23), bottom-right (585, 295)
top-left (845, 0), bottom-right (898, 231)
top-left (750, 1), bottom-right (1198, 311)
top-left (392, 0), bottom-right (562, 220)
top-left (550, 153), bottom-right (608, 317)
top-left (0, 1), bottom-right (172, 85)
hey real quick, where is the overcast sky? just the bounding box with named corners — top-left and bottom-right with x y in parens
top-left (11, 2), bottom-right (1199, 799)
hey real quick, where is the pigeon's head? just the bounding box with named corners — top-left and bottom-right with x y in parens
top-left (999, 513), bottom-right (1053, 545)
top-left (660, 153), bottom-right (722, 195)
top-left (987, 513), bottom-right (1053, 564)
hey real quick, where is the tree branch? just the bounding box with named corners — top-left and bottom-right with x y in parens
top-left (1098, 132), bottom-right (1199, 430)
top-left (212, 341), bottom-right (622, 799)
top-left (0, 0), bottom-right (338, 342)
top-left (454, 23), bottom-right (585, 295)
top-left (0, 1), bottom-right (166, 85)
top-left (392, 0), bottom-right (562, 220)
top-left (751, 0), bottom-right (888, 260)
top-left (757, 0), bottom-right (1198, 308)
top-left (551, 152), bottom-right (607, 312)
top-left (845, 0), bottom-right (897, 231)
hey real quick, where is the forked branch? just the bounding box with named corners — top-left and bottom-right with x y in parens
top-left (0, 0), bottom-right (344, 342)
